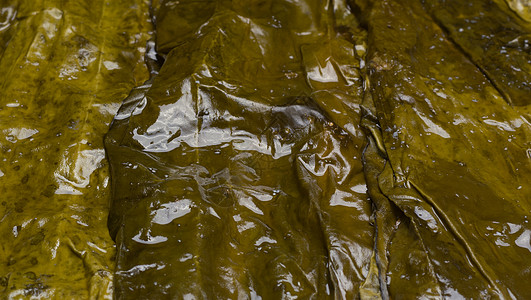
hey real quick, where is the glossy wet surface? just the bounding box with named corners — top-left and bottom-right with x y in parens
top-left (0, 0), bottom-right (151, 298)
top-left (1, 0), bottom-right (530, 299)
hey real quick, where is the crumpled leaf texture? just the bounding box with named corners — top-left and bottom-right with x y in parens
top-left (0, 0), bottom-right (152, 298)
top-left (106, 0), bottom-right (531, 298)
top-left (0, 0), bottom-right (529, 298)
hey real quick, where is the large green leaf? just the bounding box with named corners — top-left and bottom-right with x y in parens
top-left (0, 0), bottom-right (152, 298)
top-left (365, 0), bottom-right (531, 298)
top-left (105, 0), bottom-right (375, 298)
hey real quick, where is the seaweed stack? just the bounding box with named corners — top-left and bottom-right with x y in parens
top-left (1, 0), bottom-right (530, 298)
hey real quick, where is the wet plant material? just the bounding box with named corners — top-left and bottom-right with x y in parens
top-left (1, 0), bottom-right (530, 299)
top-left (0, 0), bottom-right (152, 298)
